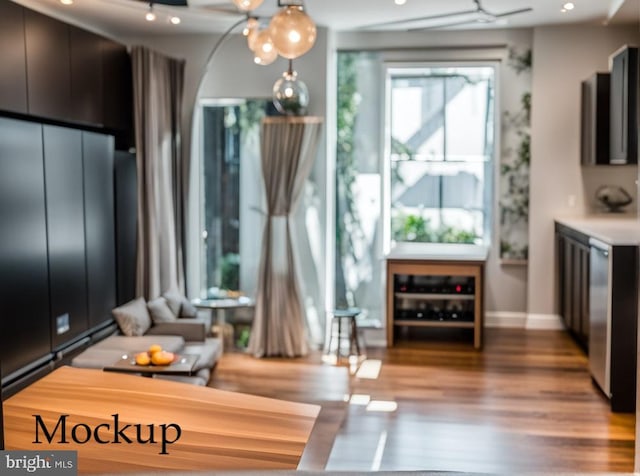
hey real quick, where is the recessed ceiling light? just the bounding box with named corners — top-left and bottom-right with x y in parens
top-left (60, 0), bottom-right (73, 5)
top-left (170, 16), bottom-right (181, 25)
top-left (394, 0), bottom-right (407, 5)
top-left (145, 11), bottom-right (156, 21)
top-left (563, 2), bottom-right (575, 10)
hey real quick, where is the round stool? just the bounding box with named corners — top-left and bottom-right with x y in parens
top-left (327, 308), bottom-right (365, 362)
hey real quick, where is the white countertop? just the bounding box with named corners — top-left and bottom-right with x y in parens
top-left (554, 214), bottom-right (640, 246)
top-left (386, 242), bottom-right (489, 262)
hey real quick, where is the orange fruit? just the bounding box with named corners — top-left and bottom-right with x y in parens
top-left (151, 350), bottom-right (175, 366)
top-left (135, 352), bottom-right (151, 366)
top-left (148, 344), bottom-right (162, 355)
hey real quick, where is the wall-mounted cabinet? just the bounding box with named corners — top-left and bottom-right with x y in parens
top-left (609, 46), bottom-right (638, 165)
top-left (581, 73), bottom-right (610, 165)
top-left (0, 1), bottom-right (28, 114)
top-left (0, 0), bottom-right (133, 149)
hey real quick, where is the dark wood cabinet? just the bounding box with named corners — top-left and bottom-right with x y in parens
top-left (114, 151), bottom-right (138, 305)
top-left (556, 225), bottom-right (589, 350)
top-left (43, 125), bottom-right (90, 350)
top-left (0, 118), bottom-right (52, 380)
top-left (581, 73), bottom-right (610, 165)
top-left (609, 46), bottom-right (638, 164)
top-left (70, 26), bottom-right (104, 125)
top-left (1, 0), bottom-right (132, 146)
top-left (0, 1), bottom-right (27, 114)
top-left (83, 132), bottom-right (117, 328)
top-left (102, 40), bottom-right (133, 150)
top-left (24, 9), bottom-right (72, 120)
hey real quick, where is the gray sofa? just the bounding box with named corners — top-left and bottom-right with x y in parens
top-left (71, 294), bottom-right (223, 386)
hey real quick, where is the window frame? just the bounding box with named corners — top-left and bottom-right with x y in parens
top-left (381, 60), bottom-right (500, 253)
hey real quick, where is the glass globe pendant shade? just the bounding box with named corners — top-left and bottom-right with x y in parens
top-left (252, 29), bottom-right (277, 66)
top-left (268, 6), bottom-right (317, 59)
top-left (244, 18), bottom-right (259, 51)
top-left (232, 0), bottom-right (263, 11)
top-left (272, 68), bottom-right (309, 116)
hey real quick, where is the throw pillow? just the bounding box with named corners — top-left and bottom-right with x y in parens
top-left (112, 297), bottom-right (152, 337)
top-left (162, 289), bottom-right (183, 317)
top-left (147, 297), bottom-right (177, 324)
top-left (180, 298), bottom-right (198, 318)
top-left (163, 288), bottom-right (198, 318)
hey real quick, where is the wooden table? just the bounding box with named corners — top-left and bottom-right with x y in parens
top-left (3, 366), bottom-right (320, 473)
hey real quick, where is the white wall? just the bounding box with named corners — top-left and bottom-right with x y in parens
top-left (528, 24), bottom-right (639, 317)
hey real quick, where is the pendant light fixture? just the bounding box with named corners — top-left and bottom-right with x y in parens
top-left (268, 5), bottom-right (316, 59)
top-left (272, 60), bottom-right (309, 115)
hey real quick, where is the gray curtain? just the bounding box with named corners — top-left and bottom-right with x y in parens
top-left (131, 46), bottom-right (186, 299)
top-left (248, 116), bottom-right (323, 358)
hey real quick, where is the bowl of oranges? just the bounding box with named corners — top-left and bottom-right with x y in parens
top-left (134, 344), bottom-right (176, 366)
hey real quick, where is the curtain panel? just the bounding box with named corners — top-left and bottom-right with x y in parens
top-left (131, 46), bottom-right (186, 299)
top-left (248, 116), bottom-right (323, 358)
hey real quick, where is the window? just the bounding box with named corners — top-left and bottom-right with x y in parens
top-left (386, 65), bottom-right (495, 247)
top-left (200, 99), bottom-right (273, 299)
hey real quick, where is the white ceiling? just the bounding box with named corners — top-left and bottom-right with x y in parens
top-left (11, 0), bottom-right (640, 39)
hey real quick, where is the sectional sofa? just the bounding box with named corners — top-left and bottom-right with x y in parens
top-left (71, 291), bottom-right (223, 386)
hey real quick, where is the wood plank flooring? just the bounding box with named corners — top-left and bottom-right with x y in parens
top-left (209, 328), bottom-right (635, 473)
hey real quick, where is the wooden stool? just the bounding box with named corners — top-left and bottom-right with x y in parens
top-left (327, 308), bottom-right (364, 362)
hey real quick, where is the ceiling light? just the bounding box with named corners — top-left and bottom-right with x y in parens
top-left (60, 0), bottom-right (74, 5)
top-left (394, 0), bottom-right (407, 4)
top-left (170, 15), bottom-right (181, 24)
top-left (563, 2), bottom-right (574, 10)
top-left (145, 2), bottom-right (156, 21)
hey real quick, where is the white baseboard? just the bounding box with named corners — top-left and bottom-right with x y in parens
top-left (486, 312), bottom-right (564, 330)
top-left (485, 311), bottom-right (527, 328)
top-left (525, 313), bottom-right (564, 330)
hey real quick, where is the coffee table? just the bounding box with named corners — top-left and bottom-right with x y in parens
top-left (103, 353), bottom-right (198, 377)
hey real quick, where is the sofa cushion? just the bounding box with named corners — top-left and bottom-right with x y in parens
top-left (147, 297), bottom-right (177, 324)
top-left (162, 289), bottom-right (182, 317)
top-left (180, 299), bottom-right (198, 318)
top-left (112, 298), bottom-right (152, 336)
top-left (163, 288), bottom-right (198, 318)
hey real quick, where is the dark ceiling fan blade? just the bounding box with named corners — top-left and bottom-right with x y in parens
top-left (359, 7), bottom-right (479, 30)
top-left (408, 16), bottom-right (492, 31)
top-left (493, 7), bottom-right (533, 17)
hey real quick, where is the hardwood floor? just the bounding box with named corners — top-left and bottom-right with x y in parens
top-left (209, 328), bottom-right (635, 473)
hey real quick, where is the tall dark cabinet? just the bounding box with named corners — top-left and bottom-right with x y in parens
top-left (609, 46), bottom-right (638, 165)
top-left (43, 126), bottom-right (89, 350)
top-left (0, 118), bottom-right (52, 380)
top-left (84, 133), bottom-right (117, 328)
top-left (70, 26), bottom-right (104, 125)
top-left (115, 152), bottom-right (138, 305)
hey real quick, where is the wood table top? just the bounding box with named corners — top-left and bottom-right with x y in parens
top-left (4, 366), bottom-right (320, 473)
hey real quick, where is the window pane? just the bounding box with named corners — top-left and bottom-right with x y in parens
top-left (201, 100), bottom-right (269, 298)
top-left (389, 65), bottom-right (495, 245)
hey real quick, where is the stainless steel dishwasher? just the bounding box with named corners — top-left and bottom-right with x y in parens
top-left (588, 237), bottom-right (612, 397)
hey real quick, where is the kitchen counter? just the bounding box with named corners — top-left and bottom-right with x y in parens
top-left (554, 214), bottom-right (640, 246)
top-left (386, 242), bottom-right (489, 262)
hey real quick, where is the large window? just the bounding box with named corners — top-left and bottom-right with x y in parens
top-left (200, 99), bottom-right (272, 299)
top-left (387, 65), bottom-right (495, 246)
